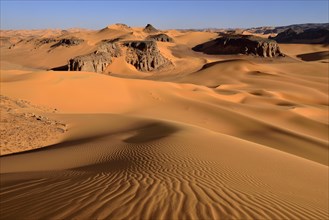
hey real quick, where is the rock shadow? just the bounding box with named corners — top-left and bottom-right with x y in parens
top-left (50, 65), bottom-right (69, 71)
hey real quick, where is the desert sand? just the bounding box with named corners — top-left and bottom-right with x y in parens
top-left (0, 25), bottom-right (328, 219)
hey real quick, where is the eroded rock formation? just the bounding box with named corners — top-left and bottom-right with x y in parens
top-left (193, 35), bottom-right (284, 57)
top-left (69, 39), bottom-right (171, 73)
top-left (123, 40), bottom-right (171, 71)
top-left (68, 53), bottom-right (112, 73)
top-left (68, 41), bottom-right (121, 73)
top-left (143, 24), bottom-right (159, 33)
top-left (95, 40), bottom-right (122, 56)
top-left (147, 34), bottom-right (173, 42)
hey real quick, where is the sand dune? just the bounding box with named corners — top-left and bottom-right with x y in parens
top-left (0, 27), bottom-right (328, 219)
top-left (1, 114), bottom-right (328, 219)
top-left (1, 69), bottom-right (327, 164)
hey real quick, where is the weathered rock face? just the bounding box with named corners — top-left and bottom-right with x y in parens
top-left (68, 39), bottom-right (170, 73)
top-left (68, 41), bottom-right (121, 73)
top-left (95, 40), bottom-right (122, 56)
top-left (51, 38), bottom-right (84, 48)
top-left (68, 53), bottom-right (112, 73)
top-left (143, 24), bottom-right (158, 33)
top-left (147, 34), bottom-right (173, 42)
top-left (270, 28), bottom-right (329, 44)
top-left (123, 40), bottom-right (171, 71)
top-left (193, 35), bottom-right (284, 57)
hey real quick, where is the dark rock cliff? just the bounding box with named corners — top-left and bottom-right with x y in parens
top-left (193, 35), bottom-right (284, 57)
top-left (270, 28), bottom-right (329, 44)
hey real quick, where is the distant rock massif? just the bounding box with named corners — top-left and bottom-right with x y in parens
top-left (270, 28), bottom-right (329, 44)
top-left (6, 23), bottom-right (328, 74)
top-left (193, 35), bottom-right (284, 57)
top-left (67, 23), bottom-right (327, 73)
top-left (244, 23), bottom-right (329, 35)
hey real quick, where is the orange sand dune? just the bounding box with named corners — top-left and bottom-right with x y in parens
top-left (1, 69), bottom-right (328, 163)
top-left (1, 113), bottom-right (328, 219)
top-left (0, 27), bottom-right (328, 220)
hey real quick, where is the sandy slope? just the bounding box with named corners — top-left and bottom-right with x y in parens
top-left (0, 27), bottom-right (328, 219)
top-left (0, 95), bottom-right (67, 155)
top-left (1, 114), bottom-right (328, 219)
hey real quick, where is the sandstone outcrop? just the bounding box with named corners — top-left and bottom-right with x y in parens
top-left (143, 24), bottom-right (158, 33)
top-left (68, 53), bottom-right (112, 73)
top-left (193, 35), bottom-right (284, 57)
top-left (95, 40), bottom-right (122, 56)
top-left (123, 40), bottom-right (171, 71)
top-left (147, 34), bottom-right (173, 42)
top-left (68, 41), bottom-right (121, 73)
top-left (69, 39), bottom-right (170, 73)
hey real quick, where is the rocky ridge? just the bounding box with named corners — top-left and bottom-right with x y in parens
top-left (69, 38), bottom-right (171, 73)
top-left (193, 35), bottom-right (284, 57)
top-left (68, 41), bottom-right (121, 73)
top-left (270, 28), bottom-right (329, 44)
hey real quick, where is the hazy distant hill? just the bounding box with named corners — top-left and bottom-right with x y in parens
top-left (186, 23), bottom-right (329, 34)
top-left (245, 23), bottom-right (329, 34)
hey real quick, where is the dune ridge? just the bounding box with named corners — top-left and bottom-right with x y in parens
top-left (1, 26), bottom-right (328, 219)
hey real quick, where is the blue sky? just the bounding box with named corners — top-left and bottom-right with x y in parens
top-left (1, 1), bottom-right (328, 30)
